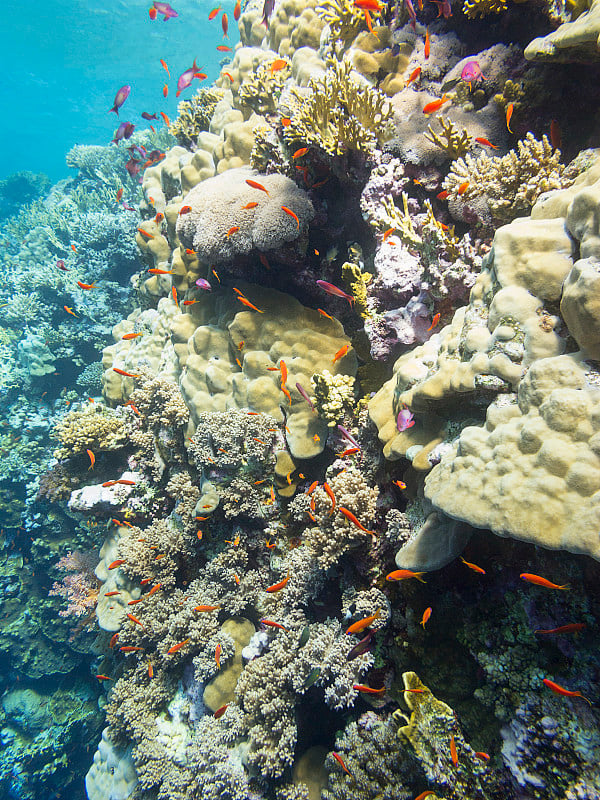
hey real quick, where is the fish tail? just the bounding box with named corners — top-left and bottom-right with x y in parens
top-left (416, 573), bottom-right (427, 583)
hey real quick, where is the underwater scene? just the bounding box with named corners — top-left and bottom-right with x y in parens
top-left (2, 0), bottom-right (600, 798)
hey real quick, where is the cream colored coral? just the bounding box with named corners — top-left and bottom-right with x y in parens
top-left (347, 28), bottom-right (412, 96)
top-left (425, 354), bottom-right (600, 560)
top-left (53, 404), bottom-right (128, 460)
top-left (525, 0), bottom-right (600, 62)
top-left (95, 532), bottom-right (141, 632)
top-left (213, 113), bottom-right (269, 173)
top-left (268, 0), bottom-right (325, 56)
top-left (561, 259), bottom-right (600, 359)
top-left (311, 370), bottom-right (356, 427)
top-left (203, 618), bottom-right (255, 712)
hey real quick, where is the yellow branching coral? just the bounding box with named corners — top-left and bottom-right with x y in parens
top-left (442, 133), bottom-right (574, 222)
top-left (341, 260), bottom-right (371, 318)
top-left (169, 88), bottom-right (225, 148)
top-left (317, 0), bottom-right (383, 45)
top-left (238, 60), bottom-right (291, 115)
top-left (52, 404), bottom-right (128, 460)
top-left (463, 0), bottom-right (507, 18)
top-left (311, 369), bottom-right (356, 426)
top-left (424, 116), bottom-right (472, 159)
top-left (381, 193), bottom-right (422, 248)
top-left (282, 61), bottom-right (393, 155)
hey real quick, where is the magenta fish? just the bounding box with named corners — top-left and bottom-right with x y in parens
top-left (337, 424), bottom-right (360, 450)
top-left (295, 382), bottom-right (315, 411)
top-left (316, 280), bottom-right (354, 306)
top-left (110, 85), bottom-right (131, 115)
top-left (396, 407), bottom-right (415, 432)
top-left (346, 630), bottom-right (375, 661)
top-left (461, 60), bottom-right (485, 85)
top-left (141, 112), bottom-right (158, 121)
top-left (176, 59), bottom-right (202, 97)
top-left (153, 1), bottom-right (179, 19)
top-left (56, 260), bottom-right (68, 271)
top-left (112, 122), bottom-right (135, 144)
top-left (262, 0), bottom-right (275, 26)
top-left (125, 158), bottom-right (142, 177)
top-left (195, 278), bottom-right (212, 291)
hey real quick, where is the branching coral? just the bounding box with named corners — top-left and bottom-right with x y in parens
top-left (424, 116), bottom-right (472, 160)
top-left (169, 87), bottom-right (226, 149)
top-left (282, 61), bottom-right (394, 156)
top-left (463, 0), bottom-right (508, 18)
top-left (238, 60), bottom-right (291, 115)
top-left (443, 133), bottom-right (574, 222)
top-left (52, 404), bottom-right (128, 460)
top-left (316, 0), bottom-right (383, 46)
top-left (311, 370), bottom-right (356, 427)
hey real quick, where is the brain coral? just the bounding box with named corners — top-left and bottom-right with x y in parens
top-left (175, 167), bottom-right (314, 263)
top-left (425, 354), bottom-right (600, 561)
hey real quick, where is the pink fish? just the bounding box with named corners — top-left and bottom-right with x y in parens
top-left (176, 59), bottom-right (202, 97)
top-left (337, 425), bottom-right (360, 450)
top-left (432, 0), bottom-right (452, 17)
top-left (110, 85), bottom-right (131, 115)
top-left (295, 382), bottom-right (315, 411)
top-left (316, 280), bottom-right (354, 306)
top-left (112, 121), bottom-right (135, 144)
top-left (125, 157), bottom-right (142, 177)
top-left (396, 407), bottom-right (415, 432)
top-left (141, 112), bottom-right (158, 120)
top-left (461, 60), bottom-right (485, 85)
top-left (153, 1), bottom-right (178, 19)
top-left (195, 278), bottom-right (212, 291)
top-left (405, 0), bottom-right (417, 29)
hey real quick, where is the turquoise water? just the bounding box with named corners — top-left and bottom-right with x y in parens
top-left (1, 0), bottom-right (600, 798)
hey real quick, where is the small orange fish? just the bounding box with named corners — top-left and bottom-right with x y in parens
top-left (127, 613), bottom-right (145, 628)
top-left (424, 28), bottom-right (430, 59)
top-left (63, 305), bottom-right (78, 317)
top-left (338, 507), bottom-right (375, 537)
top-left (122, 332), bottom-right (143, 340)
top-left (86, 449), bottom-right (95, 469)
top-left (185, 248), bottom-right (196, 255)
top-left (77, 281), bottom-right (97, 290)
top-left (242, 201), bottom-right (258, 209)
top-left (420, 607), bottom-right (432, 628)
top-left (234, 0), bottom-right (241, 19)
top-left (392, 479), bottom-right (407, 490)
top-left (120, 646), bottom-right (143, 652)
top-left (332, 751), bottom-right (353, 778)
top-left (323, 482), bottom-right (336, 514)
top-left (227, 226), bottom-right (240, 237)
top-left (234, 574), bottom-right (240, 585)
top-left (137, 227), bottom-right (154, 238)
top-left (183, 299), bottom-right (199, 306)
top-left (266, 572), bottom-right (290, 593)
top-left (208, 5), bottom-right (221, 19)
top-left (542, 678), bottom-right (592, 705)
top-left (281, 205), bottom-right (299, 229)
top-left (148, 268), bottom-right (175, 274)
top-left (245, 178), bottom-right (269, 194)
top-left (167, 638), bottom-right (190, 655)
top-left (237, 296), bottom-right (264, 313)
top-left (148, 660), bottom-right (154, 678)
top-left (154, 212), bottom-right (164, 223)
top-left (386, 569), bottom-right (426, 583)
top-left (405, 66), bottom-right (422, 88)
top-left (460, 556), bottom-right (486, 574)
top-left (426, 312), bottom-right (440, 331)
top-left (346, 609), bottom-right (381, 635)
top-left (195, 605), bottom-right (221, 612)
top-left (520, 573), bottom-right (569, 590)
top-left (212, 268), bottom-right (220, 282)
top-left (96, 674), bottom-right (112, 681)
top-left (214, 703), bottom-right (229, 718)
top-left (215, 642), bottom-right (222, 669)
top-left (162, 83), bottom-right (168, 98)
top-left (179, 205), bottom-right (192, 215)
top-left (535, 623), bottom-right (586, 635)
top-left (148, 583), bottom-right (162, 596)
top-left (261, 618), bottom-right (289, 631)
top-left (383, 227), bottom-right (396, 241)
top-left (160, 58), bottom-right (170, 77)
top-left (281, 117), bottom-right (291, 127)
top-left (109, 633), bottom-right (119, 648)
top-left (222, 11), bottom-right (228, 37)
top-left (353, 684), bottom-right (385, 694)
top-left (71, 244), bottom-right (77, 252)
top-left (104, 591), bottom-right (120, 597)
top-left (457, 181), bottom-right (469, 195)
top-left (293, 147), bottom-right (308, 159)
top-left (404, 688), bottom-right (426, 694)
top-left (450, 735), bottom-right (458, 766)
top-left (475, 137), bottom-right (498, 149)
top-left (216, 45), bottom-right (232, 51)
top-left (332, 344), bottom-right (350, 363)
top-left (270, 59), bottom-right (288, 73)
top-left (113, 368), bottom-right (140, 378)
top-left (422, 94), bottom-right (449, 115)
top-left (172, 286), bottom-right (178, 306)
top-left (437, 190), bottom-right (449, 200)
top-left (318, 308), bottom-right (335, 321)
top-left (337, 447), bottom-right (360, 457)
top-left (506, 103), bottom-right (514, 133)
top-left (364, 8), bottom-right (378, 36)
top-left (475, 752), bottom-right (490, 762)
top-left (160, 111), bottom-right (170, 126)
top-left (116, 188), bottom-right (124, 202)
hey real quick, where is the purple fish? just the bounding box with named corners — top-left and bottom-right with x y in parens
top-left (125, 158), bottom-right (142, 177)
top-left (127, 144), bottom-right (147, 159)
top-left (405, 0), bottom-right (417, 30)
top-left (195, 279), bottom-right (212, 291)
top-left (346, 631), bottom-right (375, 661)
top-left (122, 203), bottom-right (136, 211)
top-left (432, 0), bottom-right (452, 17)
top-left (262, 0), bottom-right (275, 27)
top-left (56, 259), bottom-right (68, 271)
top-left (396, 407), bottom-right (415, 432)
top-left (337, 425), bottom-right (360, 450)
top-left (110, 85), bottom-right (131, 115)
top-left (316, 280), bottom-right (354, 307)
top-left (295, 382), bottom-right (315, 411)
top-left (461, 60), bottom-right (485, 85)
top-left (176, 59), bottom-right (201, 97)
top-left (153, 1), bottom-right (178, 19)
top-left (141, 111), bottom-right (158, 121)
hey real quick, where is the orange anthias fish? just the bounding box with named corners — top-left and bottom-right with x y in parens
top-left (86, 449), bottom-right (95, 469)
top-left (323, 482), bottom-right (336, 514)
top-left (242, 201), bottom-right (258, 209)
top-left (450, 735), bottom-right (458, 766)
top-left (266, 572), bottom-right (290, 593)
top-left (64, 305), bottom-right (78, 317)
top-left (293, 147), bottom-right (308, 159)
top-left (424, 28), bottom-right (430, 59)
top-left (535, 623), bottom-right (586, 635)
top-left (160, 58), bottom-right (170, 77)
top-left (126, 613), bottom-right (145, 628)
top-left (542, 678), bottom-right (592, 705)
top-left (148, 268), bottom-right (175, 274)
top-left (405, 66), bottom-right (421, 87)
top-left (194, 605), bottom-right (221, 612)
top-left (426, 312), bottom-right (440, 332)
top-left (475, 137), bottom-right (498, 149)
top-left (281, 206), bottom-right (299, 229)
top-left (160, 111), bottom-right (170, 126)
top-left (215, 642), bottom-right (222, 669)
top-left (475, 752), bottom-right (490, 762)
top-left (163, 83), bottom-right (169, 98)
top-left (332, 751), bottom-right (353, 778)
top-left (222, 11), bottom-right (228, 37)
top-left (457, 181), bottom-right (469, 195)
top-left (246, 178), bottom-right (270, 194)
top-left (392, 479), bottom-right (407, 490)
top-left (208, 6), bottom-right (221, 19)
top-left (227, 226), bottom-right (240, 238)
top-left (422, 94), bottom-right (449, 115)
top-left (338, 507), bottom-right (376, 537)
top-left (271, 59), bottom-right (288, 73)
top-left (167, 638), bottom-right (190, 655)
top-left (113, 368), bottom-right (140, 378)
top-left (520, 573), bottom-right (569, 590)
top-left (353, 0), bottom-right (382, 9)
top-left (122, 332), bottom-right (143, 340)
top-left (506, 102), bottom-right (514, 133)
top-left (217, 45), bottom-right (232, 51)
top-left (234, 0), bottom-right (241, 19)
top-left (386, 569), bottom-right (426, 583)
top-left (460, 557), bottom-right (486, 575)
top-left (332, 344), bottom-right (350, 363)
top-left (214, 703), bottom-right (229, 719)
top-left (96, 674), bottom-right (112, 681)
top-left (116, 187), bottom-right (124, 202)
top-left (420, 607), bottom-right (432, 628)
top-left (353, 684), bottom-right (385, 694)
top-left (77, 281), bottom-right (97, 290)
top-left (179, 205), bottom-right (192, 215)
top-left (414, 792), bottom-right (437, 800)
top-left (346, 608), bottom-right (381, 635)
top-left (261, 618), bottom-right (289, 631)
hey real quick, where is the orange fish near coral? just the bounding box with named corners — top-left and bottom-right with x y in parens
top-left (86, 449), bottom-right (95, 469)
top-left (64, 305), bottom-right (78, 317)
top-left (475, 137), bottom-right (498, 149)
top-left (426, 312), bottom-right (440, 331)
top-left (386, 569), bottom-right (426, 583)
top-left (422, 94), bottom-right (449, 114)
top-left (160, 58), bottom-right (170, 77)
top-left (405, 67), bottom-right (421, 87)
top-left (281, 205), bottom-right (299, 229)
top-left (162, 83), bottom-right (168, 97)
top-left (332, 752), bottom-right (353, 778)
top-left (77, 281), bottom-right (97, 290)
top-left (542, 678), bottom-right (592, 705)
top-left (194, 605), bottom-right (221, 612)
top-left (266, 572), bottom-right (290, 593)
top-left (506, 103), bottom-right (514, 133)
top-left (148, 268), bottom-right (174, 274)
top-left (237, 296), bottom-right (264, 313)
top-left (420, 607), bottom-right (432, 628)
top-left (293, 147), bottom-right (308, 159)
top-left (353, 0), bottom-right (382, 9)
top-left (520, 573), bottom-right (569, 590)
top-left (214, 704), bottom-right (229, 719)
top-left (167, 638), bottom-right (190, 655)
top-left (241, 201), bottom-right (258, 209)
top-left (246, 178), bottom-right (269, 194)
top-left (339, 507), bottom-right (376, 537)
top-left (215, 642), bottom-right (222, 669)
top-left (122, 332), bottom-right (143, 340)
top-left (353, 684), bottom-right (385, 694)
top-left (222, 11), bottom-right (228, 37)
top-left (332, 344), bottom-right (349, 363)
top-left (450, 735), bottom-right (458, 766)
top-left (113, 368), bottom-right (140, 378)
top-left (346, 608), bottom-right (381, 635)
top-left (208, 6), bottom-right (221, 19)
top-left (424, 28), bottom-right (430, 59)
top-left (234, 0), bottom-right (241, 19)
top-left (271, 59), bottom-right (288, 73)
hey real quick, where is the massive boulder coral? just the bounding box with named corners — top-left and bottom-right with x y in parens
top-left (425, 354), bottom-right (600, 561)
top-left (175, 167), bottom-right (314, 263)
top-left (525, 0), bottom-right (600, 62)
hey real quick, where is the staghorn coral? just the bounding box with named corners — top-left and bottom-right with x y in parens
top-left (237, 59), bottom-right (291, 115)
top-left (443, 133), bottom-right (574, 223)
top-left (169, 87), bottom-right (226, 148)
top-left (463, 0), bottom-right (508, 18)
top-left (311, 370), bottom-right (356, 427)
top-left (316, 0), bottom-right (383, 46)
top-left (424, 116), bottom-right (472, 160)
top-left (282, 61), bottom-right (394, 156)
top-left (52, 403), bottom-right (128, 460)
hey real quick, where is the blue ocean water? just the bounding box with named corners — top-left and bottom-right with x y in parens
top-left (0, 0), bottom-right (229, 182)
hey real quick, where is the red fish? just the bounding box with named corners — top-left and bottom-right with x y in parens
top-left (450, 735), bottom-right (458, 766)
top-left (346, 609), bottom-right (381, 635)
top-left (113, 368), bottom-right (140, 378)
top-left (242, 201), bottom-right (258, 209)
top-left (543, 678), bottom-right (591, 705)
top-left (332, 344), bottom-right (349, 363)
top-left (149, 7), bottom-right (157, 19)
top-left (271, 59), bottom-right (287, 73)
top-left (215, 642), bottom-right (222, 669)
top-left (316, 280), bottom-right (354, 306)
top-left (293, 147), bottom-right (308, 159)
top-left (194, 605), bottom-right (221, 612)
top-left (424, 28), bottom-right (430, 59)
top-left (120, 646), bottom-right (143, 652)
top-left (223, 71), bottom-right (234, 81)
top-left (122, 332), bottom-right (143, 340)
top-left (506, 103), bottom-right (514, 133)
top-left (77, 281), bottom-right (97, 290)
top-left (426, 312), bottom-right (440, 331)
top-left (160, 111), bottom-right (170, 126)
top-left (338, 507), bottom-right (375, 537)
top-left (535, 623), bottom-right (586, 635)
top-left (234, 0), bottom-right (241, 19)
top-left (353, 684), bottom-right (385, 695)
top-left (179, 205), bottom-right (192, 215)
top-left (109, 633), bottom-right (119, 648)
top-left (222, 11), bottom-right (228, 36)
top-left (214, 703), bottom-right (229, 718)
top-left (475, 137), bottom-right (498, 149)
top-left (405, 67), bottom-right (421, 87)
top-left (127, 613), bottom-right (145, 628)
top-left (167, 638), bottom-right (190, 655)
top-left (457, 181), bottom-right (469, 195)
top-left (281, 206), bottom-right (299, 229)
top-left (96, 674), bottom-right (112, 681)
top-left (237, 296), bottom-right (264, 313)
top-left (63, 305), bottom-right (78, 317)
top-left (332, 751), bottom-right (353, 778)
top-left (86, 449), bottom-right (95, 469)
top-left (337, 447), bottom-right (360, 457)
top-left (260, 619), bottom-right (289, 631)
top-left (245, 178), bottom-right (269, 194)
top-left (217, 45), bottom-right (232, 51)
top-left (475, 752), bottom-right (490, 762)
top-left (208, 6), bottom-right (221, 19)
top-left (422, 94), bottom-right (449, 114)
top-left (227, 226), bottom-right (240, 238)
top-left (266, 572), bottom-right (290, 593)
top-left (163, 83), bottom-right (168, 98)
top-left (420, 607), bottom-right (432, 628)
top-left (160, 58), bottom-right (170, 77)
top-left (386, 569), bottom-right (426, 583)
top-left (148, 268), bottom-right (174, 274)
top-left (104, 591), bottom-right (120, 597)
top-left (520, 573), bottom-right (569, 590)
top-left (353, 0), bottom-right (381, 8)
top-left (460, 557), bottom-right (486, 574)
